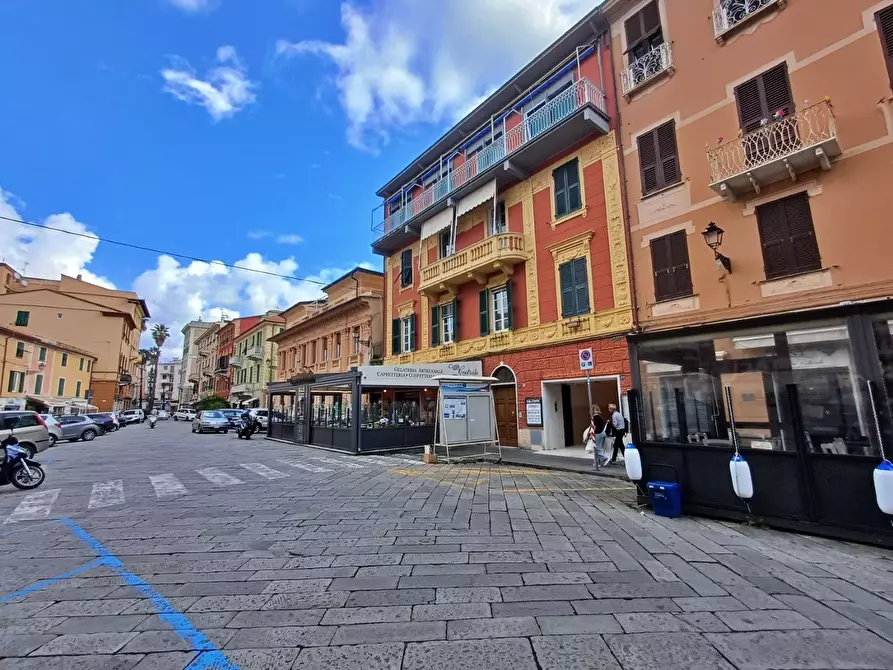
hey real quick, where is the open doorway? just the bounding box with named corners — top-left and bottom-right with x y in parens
top-left (542, 376), bottom-right (620, 456)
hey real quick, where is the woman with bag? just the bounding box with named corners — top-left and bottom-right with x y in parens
top-left (584, 404), bottom-right (609, 468)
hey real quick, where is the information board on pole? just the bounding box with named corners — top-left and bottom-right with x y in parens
top-left (578, 348), bottom-right (594, 371)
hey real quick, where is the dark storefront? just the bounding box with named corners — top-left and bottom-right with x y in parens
top-left (267, 370), bottom-right (440, 453)
top-left (629, 304), bottom-right (893, 547)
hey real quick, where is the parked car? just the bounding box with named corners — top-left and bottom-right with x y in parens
top-left (86, 413), bottom-right (119, 434)
top-left (174, 409), bottom-right (196, 422)
top-left (248, 409), bottom-right (269, 429)
top-left (156, 410), bottom-right (170, 420)
top-left (58, 415), bottom-right (101, 442)
top-left (192, 411), bottom-right (229, 434)
top-left (0, 411), bottom-right (51, 456)
top-left (38, 414), bottom-right (63, 447)
top-left (119, 409), bottom-right (145, 425)
top-left (219, 409), bottom-right (245, 429)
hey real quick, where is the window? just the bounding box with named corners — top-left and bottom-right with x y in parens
top-left (489, 201), bottom-right (507, 236)
top-left (478, 284), bottom-right (513, 336)
top-left (491, 287), bottom-right (510, 333)
top-left (57, 378), bottom-right (65, 396)
top-left (401, 317), bottom-right (414, 353)
top-left (61, 353), bottom-right (68, 367)
top-left (79, 358), bottom-right (84, 371)
top-left (735, 63), bottom-right (794, 135)
top-left (439, 229), bottom-right (452, 258)
top-left (553, 159), bottom-right (582, 219)
top-left (390, 316), bottom-right (416, 354)
top-left (34, 374), bottom-right (42, 395)
top-left (335, 333), bottom-right (341, 359)
top-left (353, 327), bottom-right (361, 354)
top-left (38, 347), bottom-right (46, 362)
top-left (76, 381), bottom-right (82, 398)
top-left (756, 192), bottom-right (821, 279)
top-left (559, 258), bottom-right (591, 317)
top-left (877, 4), bottom-right (893, 87)
top-left (7, 371), bottom-right (24, 394)
top-left (15, 311), bottom-right (29, 327)
top-left (431, 300), bottom-right (458, 346)
top-left (322, 338), bottom-right (328, 361)
top-left (15, 342), bottom-right (24, 359)
top-left (625, 0), bottom-right (663, 62)
top-left (637, 120), bottom-right (680, 195)
top-left (650, 231), bottom-right (693, 301)
top-left (400, 249), bottom-right (413, 287)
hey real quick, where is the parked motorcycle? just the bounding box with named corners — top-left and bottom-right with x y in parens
top-left (237, 416), bottom-right (258, 440)
top-left (0, 435), bottom-right (45, 490)
top-left (148, 415), bottom-right (157, 429)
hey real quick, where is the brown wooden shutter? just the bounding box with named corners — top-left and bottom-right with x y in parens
top-left (656, 121), bottom-right (680, 187)
top-left (667, 231), bottom-right (693, 297)
top-left (877, 5), bottom-right (893, 87)
top-left (783, 193), bottom-right (821, 273)
top-left (756, 193), bottom-right (821, 279)
top-left (625, 9), bottom-right (644, 48)
top-left (625, 1), bottom-right (660, 51)
top-left (761, 63), bottom-right (794, 117)
top-left (735, 64), bottom-right (794, 134)
top-left (650, 236), bottom-right (673, 301)
top-left (756, 199), bottom-right (791, 279)
top-left (638, 129), bottom-right (659, 194)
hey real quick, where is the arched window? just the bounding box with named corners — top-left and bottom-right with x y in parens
top-left (492, 366), bottom-right (516, 384)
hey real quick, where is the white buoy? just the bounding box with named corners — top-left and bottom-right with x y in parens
top-left (873, 460), bottom-right (893, 515)
top-left (729, 453), bottom-right (753, 500)
top-left (624, 443), bottom-right (642, 481)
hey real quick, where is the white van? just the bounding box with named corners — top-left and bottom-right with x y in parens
top-left (119, 409), bottom-right (145, 425)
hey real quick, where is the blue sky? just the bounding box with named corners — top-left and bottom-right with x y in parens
top-left (0, 0), bottom-right (593, 352)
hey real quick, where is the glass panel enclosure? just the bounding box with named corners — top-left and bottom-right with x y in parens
top-left (360, 389), bottom-right (438, 428)
top-left (310, 385), bottom-right (352, 428)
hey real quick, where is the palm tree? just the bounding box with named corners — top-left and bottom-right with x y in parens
top-left (151, 324), bottom-right (170, 349)
top-left (147, 324), bottom-right (169, 412)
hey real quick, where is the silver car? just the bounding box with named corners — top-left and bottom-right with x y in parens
top-left (57, 415), bottom-right (101, 442)
top-left (192, 411), bottom-right (230, 434)
top-left (0, 411), bottom-right (51, 456)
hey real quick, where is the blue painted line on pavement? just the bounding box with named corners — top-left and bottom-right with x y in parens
top-left (0, 557), bottom-right (106, 603)
top-left (58, 518), bottom-right (239, 668)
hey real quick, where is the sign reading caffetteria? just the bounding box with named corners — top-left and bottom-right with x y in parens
top-left (359, 361), bottom-right (483, 387)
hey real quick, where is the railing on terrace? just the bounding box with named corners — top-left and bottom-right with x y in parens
top-left (420, 233), bottom-right (526, 288)
top-left (707, 101), bottom-right (836, 184)
top-left (713, 0), bottom-right (779, 39)
top-left (621, 43), bottom-right (673, 96)
top-left (374, 78), bottom-right (607, 240)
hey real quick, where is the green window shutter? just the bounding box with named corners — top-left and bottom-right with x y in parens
top-left (391, 319), bottom-right (401, 355)
top-left (553, 166), bottom-right (567, 218)
top-left (57, 378), bottom-right (65, 396)
top-left (559, 262), bottom-right (575, 317)
top-left (7, 371), bottom-right (14, 393)
top-left (479, 289), bottom-right (490, 337)
top-left (506, 280), bottom-right (514, 330)
top-left (34, 374), bottom-right (42, 395)
top-left (17, 374), bottom-right (24, 394)
top-left (573, 257), bottom-right (590, 314)
top-left (452, 299), bottom-right (460, 341)
top-left (566, 159), bottom-right (581, 213)
top-left (431, 305), bottom-right (440, 346)
top-left (409, 313), bottom-right (417, 351)
top-left (76, 381), bottom-right (82, 398)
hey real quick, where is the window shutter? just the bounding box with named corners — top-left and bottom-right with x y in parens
top-left (756, 199), bottom-right (792, 279)
top-left (641, 1), bottom-right (661, 36)
top-left (409, 313), bottom-right (417, 352)
top-left (667, 232), bottom-right (693, 297)
top-left (656, 121), bottom-right (680, 187)
top-left (783, 192), bottom-right (822, 274)
top-left (479, 289), bottom-right (490, 337)
top-left (761, 63), bottom-right (794, 118)
top-left (876, 5), bottom-right (893, 87)
top-left (736, 64), bottom-right (793, 134)
top-left (431, 305), bottom-right (440, 347)
top-left (637, 130), bottom-right (659, 194)
top-left (573, 257), bottom-right (590, 314)
top-left (566, 159), bottom-right (581, 213)
top-left (625, 10), bottom-right (644, 48)
top-left (735, 78), bottom-right (766, 134)
top-left (400, 249), bottom-right (413, 286)
top-left (391, 319), bottom-right (401, 355)
top-left (559, 261), bottom-right (575, 317)
top-left (650, 236), bottom-right (673, 301)
top-left (452, 299), bottom-right (460, 341)
top-left (553, 165), bottom-right (567, 217)
top-left (506, 280), bottom-right (514, 330)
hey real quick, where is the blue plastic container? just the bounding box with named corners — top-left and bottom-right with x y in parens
top-left (647, 480), bottom-right (682, 518)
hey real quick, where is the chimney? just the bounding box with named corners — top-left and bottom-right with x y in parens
top-left (76, 274), bottom-right (82, 280)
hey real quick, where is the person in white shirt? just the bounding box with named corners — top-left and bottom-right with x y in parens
top-left (608, 403), bottom-right (626, 463)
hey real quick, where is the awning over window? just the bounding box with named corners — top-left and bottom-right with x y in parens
top-left (420, 207), bottom-right (454, 240)
top-left (456, 179), bottom-right (496, 218)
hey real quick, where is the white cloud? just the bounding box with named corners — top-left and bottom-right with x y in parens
top-left (0, 187), bottom-right (115, 289)
top-left (277, 0), bottom-right (594, 150)
top-left (162, 45), bottom-right (256, 121)
top-left (247, 230), bottom-right (271, 240)
top-left (167, 0), bottom-right (216, 13)
top-left (276, 234), bottom-right (304, 245)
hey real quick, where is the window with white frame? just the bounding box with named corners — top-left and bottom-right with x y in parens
top-left (353, 327), bottom-right (361, 354)
top-left (401, 317), bottom-right (413, 353)
top-left (489, 201), bottom-right (507, 236)
top-left (491, 287), bottom-right (509, 333)
top-left (441, 303), bottom-right (455, 344)
top-left (439, 229), bottom-right (453, 258)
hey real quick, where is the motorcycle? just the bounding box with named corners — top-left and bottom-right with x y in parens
top-left (0, 435), bottom-right (45, 490)
top-left (237, 416), bottom-right (258, 440)
top-left (148, 415), bottom-right (157, 429)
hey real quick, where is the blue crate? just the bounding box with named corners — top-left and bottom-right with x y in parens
top-left (647, 480), bottom-right (682, 518)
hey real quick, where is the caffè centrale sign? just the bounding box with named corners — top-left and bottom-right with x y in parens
top-left (359, 361), bottom-right (483, 387)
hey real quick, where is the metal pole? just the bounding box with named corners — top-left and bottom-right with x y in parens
top-left (586, 370), bottom-right (597, 470)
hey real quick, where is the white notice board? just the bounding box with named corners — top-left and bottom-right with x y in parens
top-left (443, 396), bottom-right (467, 420)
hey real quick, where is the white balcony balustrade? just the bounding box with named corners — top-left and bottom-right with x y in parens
top-left (621, 43), bottom-right (673, 96)
top-left (713, 0), bottom-right (783, 40)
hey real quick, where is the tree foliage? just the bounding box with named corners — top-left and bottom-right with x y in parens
top-left (195, 395), bottom-right (231, 410)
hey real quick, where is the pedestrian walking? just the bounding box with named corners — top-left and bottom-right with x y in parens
top-left (608, 402), bottom-right (627, 463)
top-left (584, 404), bottom-right (609, 468)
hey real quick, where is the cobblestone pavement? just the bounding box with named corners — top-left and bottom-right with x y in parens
top-left (1, 421), bottom-right (893, 668)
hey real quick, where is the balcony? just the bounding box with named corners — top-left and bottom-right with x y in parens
top-left (419, 233), bottom-right (529, 295)
top-left (713, 0), bottom-right (784, 41)
top-left (198, 347), bottom-right (210, 358)
top-left (246, 344), bottom-right (264, 360)
top-left (707, 101), bottom-right (840, 200)
top-left (229, 355), bottom-right (244, 368)
top-left (621, 43), bottom-right (673, 97)
top-left (202, 369), bottom-right (213, 378)
top-left (118, 373), bottom-right (133, 385)
top-left (188, 372), bottom-right (200, 383)
top-left (231, 383), bottom-right (250, 395)
top-left (372, 77), bottom-right (609, 254)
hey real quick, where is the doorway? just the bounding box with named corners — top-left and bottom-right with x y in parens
top-left (492, 366), bottom-right (518, 446)
top-left (542, 376), bottom-right (621, 454)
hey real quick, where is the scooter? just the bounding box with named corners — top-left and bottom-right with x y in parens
top-left (0, 435), bottom-right (45, 490)
top-left (237, 416), bottom-right (258, 440)
top-left (148, 415), bottom-right (157, 429)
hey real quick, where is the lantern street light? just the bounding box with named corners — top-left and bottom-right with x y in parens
top-left (702, 222), bottom-right (732, 274)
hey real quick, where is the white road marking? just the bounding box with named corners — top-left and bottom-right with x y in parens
top-left (196, 468), bottom-right (243, 486)
top-left (88, 480), bottom-right (125, 509)
top-left (5, 489), bottom-right (61, 523)
top-left (276, 458), bottom-right (331, 473)
top-left (150, 474), bottom-right (188, 497)
top-left (308, 456), bottom-right (366, 469)
top-left (240, 463), bottom-right (289, 480)
top-left (363, 455), bottom-right (416, 467)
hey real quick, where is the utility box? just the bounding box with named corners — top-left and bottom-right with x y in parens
top-left (647, 480), bottom-right (682, 518)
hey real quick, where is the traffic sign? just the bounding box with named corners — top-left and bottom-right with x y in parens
top-left (578, 348), bottom-right (593, 371)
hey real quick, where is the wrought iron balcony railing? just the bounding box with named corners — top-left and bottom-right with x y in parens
top-left (374, 78), bottom-right (607, 241)
top-left (621, 43), bottom-right (673, 96)
top-left (713, 0), bottom-right (781, 40)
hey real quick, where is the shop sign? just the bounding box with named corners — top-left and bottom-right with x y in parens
top-left (525, 397), bottom-right (543, 426)
top-left (360, 361), bottom-right (482, 387)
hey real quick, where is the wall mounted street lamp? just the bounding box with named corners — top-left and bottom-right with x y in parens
top-left (702, 222), bottom-right (732, 274)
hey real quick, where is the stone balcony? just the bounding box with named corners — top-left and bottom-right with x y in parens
top-left (419, 233), bottom-right (529, 296)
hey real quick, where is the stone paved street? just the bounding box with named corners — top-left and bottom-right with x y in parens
top-left (1, 420), bottom-right (893, 668)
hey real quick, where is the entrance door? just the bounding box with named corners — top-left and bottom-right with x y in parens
top-left (493, 386), bottom-right (518, 446)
